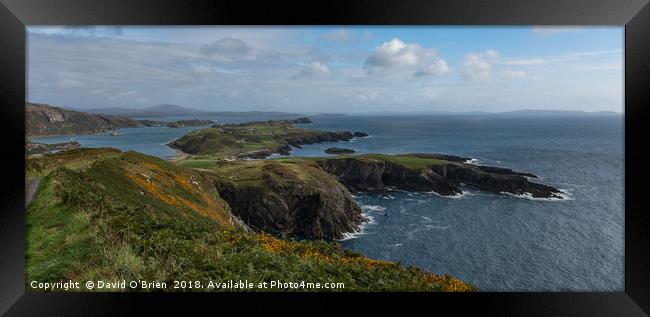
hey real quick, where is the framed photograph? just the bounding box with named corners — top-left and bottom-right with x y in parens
top-left (1, 0), bottom-right (649, 315)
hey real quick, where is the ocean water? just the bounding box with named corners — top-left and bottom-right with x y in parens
top-left (29, 114), bottom-right (302, 159)
top-left (32, 114), bottom-right (624, 291)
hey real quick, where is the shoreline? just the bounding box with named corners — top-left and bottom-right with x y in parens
top-left (167, 148), bottom-right (189, 162)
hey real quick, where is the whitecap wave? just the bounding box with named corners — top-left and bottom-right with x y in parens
top-left (465, 158), bottom-right (480, 165)
top-left (426, 224), bottom-right (451, 230)
top-left (500, 189), bottom-right (573, 201)
top-left (428, 190), bottom-right (467, 199)
top-left (337, 212), bottom-right (376, 241)
top-left (362, 205), bottom-right (386, 212)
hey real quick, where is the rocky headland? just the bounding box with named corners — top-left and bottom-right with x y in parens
top-left (169, 119), bottom-right (362, 159)
top-left (316, 154), bottom-right (563, 199)
top-left (208, 159), bottom-right (363, 240)
top-left (26, 103), bottom-right (215, 137)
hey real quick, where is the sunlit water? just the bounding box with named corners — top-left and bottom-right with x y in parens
top-left (32, 114), bottom-right (624, 291)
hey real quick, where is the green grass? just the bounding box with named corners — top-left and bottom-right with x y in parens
top-left (169, 121), bottom-right (342, 159)
top-left (322, 154), bottom-right (448, 171)
top-left (26, 149), bottom-right (476, 292)
top-left (179, 159), bottom-right (217, 169)
top-left (26, 147), bottom-right (123, 177)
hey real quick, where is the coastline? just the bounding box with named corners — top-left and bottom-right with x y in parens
top-left (168, 148), bottom-right (189, 162)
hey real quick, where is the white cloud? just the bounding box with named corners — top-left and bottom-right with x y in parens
top-left (199, 37), bottom-right (252, 61)
top-left (27, 27), bottom-right (623, 113)
top-left (364, 38), bottom-right (449, 77)
top-left (365, 38), bottom-right (420, 69)
top-left (485, 50), bottom-right (500, 59)
top-left (414, 59), bottom-right (450, 77)
top-left (292, 62), bottom-right (330, 79)
top-left (462, 53), bottom-right (492, 81)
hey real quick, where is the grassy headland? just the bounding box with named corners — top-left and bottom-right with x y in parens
top-left (26, 148), bottom-right (476, 291)
top-left (168, 119), bottom-right (353, 159)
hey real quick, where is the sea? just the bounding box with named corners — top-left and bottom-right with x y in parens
top-left (31, 113), bottom-right (624, 291)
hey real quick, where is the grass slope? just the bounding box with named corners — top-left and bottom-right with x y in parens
top-left (26, 149), bottom-right (476, 291)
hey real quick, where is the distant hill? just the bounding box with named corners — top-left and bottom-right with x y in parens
top-left (81, 104), bottom-right (305, 118)
top-left (496, 109), bottom-right (621, 117)
top-left (84, 104), bottom-right (205, 117)
top-left (26, 103), bottom-right (145, 136)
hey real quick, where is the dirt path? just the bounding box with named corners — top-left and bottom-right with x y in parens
top-left (25, 177), bottom-right (42, 208)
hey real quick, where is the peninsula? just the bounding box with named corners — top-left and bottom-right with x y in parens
top-left (26, 103), bottom-right (213, 137)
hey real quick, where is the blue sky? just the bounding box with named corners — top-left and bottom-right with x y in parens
top-left (27, 26), bottom-right (623, 113)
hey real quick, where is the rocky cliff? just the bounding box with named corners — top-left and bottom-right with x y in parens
top-left (317, 154), bottom-right (563, 199)
top-left (26, 103), bottom-right (144, 136)
top-left (209, 159), bottom-right (363, 240)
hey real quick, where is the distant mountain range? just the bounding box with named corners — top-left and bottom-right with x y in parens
top-left (342, 109), bottom-right (621, 117)
top-left (26, 103), bottom-right (214, 137)
top-left (81, 104), bottom-right (205, 117)
top-left (78, 104), bottom-right (302, 118)
top-left (495, 109), bottom-right (621, 117)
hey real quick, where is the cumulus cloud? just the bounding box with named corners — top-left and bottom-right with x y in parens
top-left (27, 27), bottom-right (623, 113)
top-left (292, 62), bottom-right (330, 79)
top-left (200, 37), bottom-right (252, 61)
top-left (463, 50), bottom-right (534, 81)
top-left (414, 59), bottom-right (450, 77)
top-left (462, 53), bottom-right (492, 81)
top-left (363, 38), bottom-right (449, 78)
top-left (484, 49), bottom-right (500, 59)
top-left (365, 38), bottom-right (421, 70)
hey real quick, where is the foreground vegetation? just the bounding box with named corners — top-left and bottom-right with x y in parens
top-left (26, 149), bottom-right (476, 292)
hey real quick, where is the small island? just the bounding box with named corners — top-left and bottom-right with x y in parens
top-left (325, 147), bottom-right (356, 155)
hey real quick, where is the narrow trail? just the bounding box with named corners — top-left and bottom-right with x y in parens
top-left (25, 177), bottom-right (42, 208)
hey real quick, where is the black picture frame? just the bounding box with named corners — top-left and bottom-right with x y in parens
top-left (1, 0), bottom-right (649, 315)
